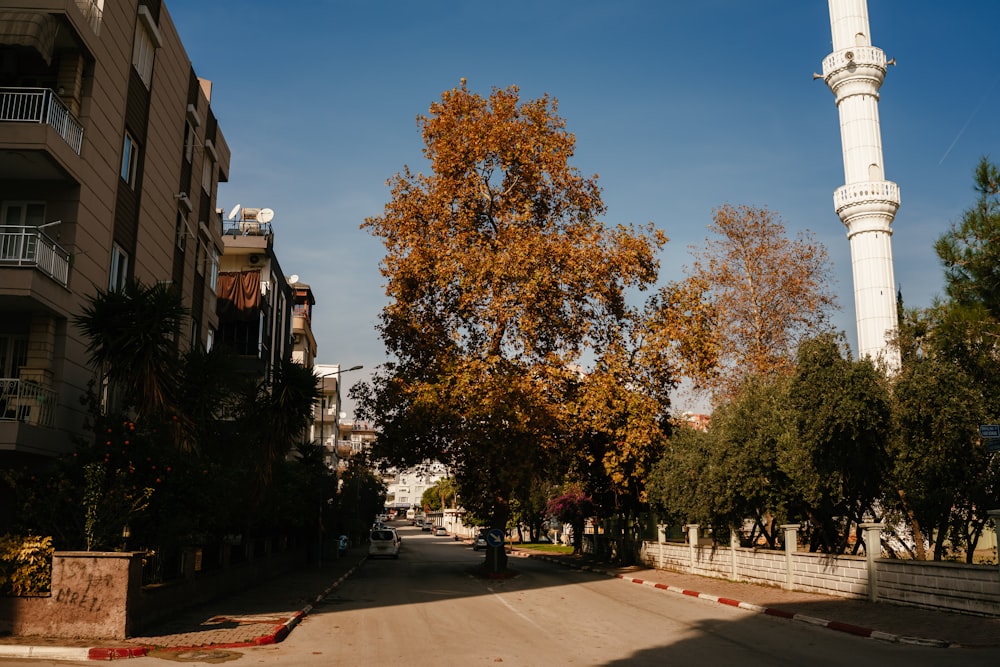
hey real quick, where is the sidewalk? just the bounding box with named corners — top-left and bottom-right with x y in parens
top-left (1, 544), bottom-right (998, 660)
top-left (0, 549), bottom-right (367, 661)
top-left (511, 549), bottom-right (1000, 649)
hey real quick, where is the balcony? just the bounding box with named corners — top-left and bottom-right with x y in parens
top-left (0, 225), bottom-right (71, 287)
top-left (0, 87), bottom-right (84, 155)
top-left (0, 377), bottom-right (57, 426)
top-left (74, 0), bottom-right (103, 35)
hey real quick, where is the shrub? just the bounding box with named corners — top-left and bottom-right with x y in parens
top-left (0, 534), bottom-right (53, 595)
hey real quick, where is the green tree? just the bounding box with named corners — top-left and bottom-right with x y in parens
top-left (421, 477), bottom-right (456, 512)
top-left (647, 375), bottom-right (794, 549)
top-left (782, 335), bottom-right (892, 554)
top-left (357, 81), bottom-right (665, 572)
top-left (935, 156), bottom-right (1000, 318)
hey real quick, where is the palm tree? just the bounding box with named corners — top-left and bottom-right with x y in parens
top-left (245, 359), bottom-right (321, 488)
top-left (74, 279), bottom-right (187, 424)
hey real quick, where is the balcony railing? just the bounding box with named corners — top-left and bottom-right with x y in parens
top-left (0, 87), bottom-right (84, 155)
top-left (0, 225), bottom-right (71, 286)
top-left (75, 0), bottom-right (103, 35)
top-left (0, 377), bottom-right (57, 426)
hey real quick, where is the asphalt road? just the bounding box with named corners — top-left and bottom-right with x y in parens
top-left (8, 525), bottom-right (997, 666)
top-left (178, 525), bottom-right (1000, 666)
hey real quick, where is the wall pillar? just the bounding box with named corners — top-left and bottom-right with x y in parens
top-left (729, 527), bottom-right (739, 581)
top-left (860, 522), bottom-right (884, 602)
top-left (656, 524), bottom-right (666, 570)
top-left (684, 524), bottom-right (699, 569)
top-left (781, 524), bottom-right (799, 590)
top-left (988, 510), bottom-right (1000, 577)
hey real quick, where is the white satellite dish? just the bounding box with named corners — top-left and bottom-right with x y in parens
top-left (228, 204), bottom-right (241, 220)
top-left (289, 274), bottom-right (299, 284)
top-left (257, 208), bottom-right (275, 223)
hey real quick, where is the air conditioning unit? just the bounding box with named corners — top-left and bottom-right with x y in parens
top-left (248, 254), bottom-right (262, 265)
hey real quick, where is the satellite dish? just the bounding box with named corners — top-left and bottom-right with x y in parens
top-left (257, 208), bottom-right (275, 223)
top-left (289, 274), bottom-right (299, 284)
top-left (228, 204), bottom-right (241, 220)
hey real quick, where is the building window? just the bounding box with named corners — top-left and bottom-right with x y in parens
top-left (109, 244), bottom-right (129, 291)
top-left (195, 236), bottom-right (206, 276)
top-left (201, 156), bottom-right (214, 194)
top-left (0, 335), bottom-right (29, 378)
top-left (190, 317), bottom-right (201, 350)
top-left (175, 212), bottom-right (187, 252)
top-left (206, 327), bottom-right (215, 352)
top-left (121, 132), bottom-right (139, 187)
top-left (183, 121), bottom-right (195, 163)
top-left (132, 6), bottom-right (162, 88)
top-left (209, 246), bottom-right (220, 290)
top-left (2, 201), bottom-right (45, 226)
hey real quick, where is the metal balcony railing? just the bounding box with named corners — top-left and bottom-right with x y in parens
top-left (75, 0), bottom-right (103, 35)
top-left (0, 225), bottom-right (71, 286)
top-left (0, 377), bottom-right (57, 426)
top-left (0, 87), bottom-right (85, 155)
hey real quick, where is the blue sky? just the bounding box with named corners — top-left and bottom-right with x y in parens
top-left (165, 1), bottom-right (999, 417)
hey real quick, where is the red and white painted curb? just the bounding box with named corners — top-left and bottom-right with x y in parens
top-left (518, 552), bottom-right (953, 649)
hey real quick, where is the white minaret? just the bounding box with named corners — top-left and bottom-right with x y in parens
top-left (822, 0), bottom-right (901, 370)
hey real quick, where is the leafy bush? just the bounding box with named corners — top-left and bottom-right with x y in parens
top-left (0, 534), bottom-right (53, 595)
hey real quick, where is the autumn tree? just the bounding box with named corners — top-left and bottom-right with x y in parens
top-left (675, 204), bottom-right (838, 398)
top-left (357, 81), bottom-right (665, 572)
top-left (567, 298), bottom-right (683, 563)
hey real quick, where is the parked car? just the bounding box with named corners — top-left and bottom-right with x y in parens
top-left (434, 525), bottom-right (447, 536)
top-left (369, 529), bottom-right (400, 559)
top-left (473, 530), bottom-right (488, 551)
top-left (421, 522), bottom-right (432, 532)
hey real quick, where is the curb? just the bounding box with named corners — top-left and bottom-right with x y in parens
top-left (514, 551), bottom-right (955, 649)
top-left (0, 557), bottom-right (367, 661)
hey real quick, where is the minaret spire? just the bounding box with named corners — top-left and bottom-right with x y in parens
top-left (822, 0), bottom-right (901, 370)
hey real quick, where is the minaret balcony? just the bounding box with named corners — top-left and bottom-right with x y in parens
top-left (822, 47), bottom-right (888, 98)
top-left (834, 180), bottom-right (900, 220)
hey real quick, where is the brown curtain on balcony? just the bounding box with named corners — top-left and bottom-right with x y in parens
top-left (217, 270), bottom-right (261, 321)
top-left (0, 12), bottom-right (60, 65)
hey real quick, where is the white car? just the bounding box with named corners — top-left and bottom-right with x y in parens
top-left (433, 525), bottom-right (447, 536)
top-left (368, 528), bottom-right (400, 559)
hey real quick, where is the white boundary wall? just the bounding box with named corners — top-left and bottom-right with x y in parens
top-left (638, 522), bottom-right (1000, 618)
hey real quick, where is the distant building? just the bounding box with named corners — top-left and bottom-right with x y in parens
top-left (680, 412), bottom-right (711, 432)
top-left (0, 1), bottom-right (230, 480)
top-left (289, 280), bottom-right (318, 368)
top-left (385, 462), bottom-right (448, 510)
top-left (337, 420), bottom-right (377, 464)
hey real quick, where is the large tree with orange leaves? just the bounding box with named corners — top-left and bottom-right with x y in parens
top-left (357, 81), bottom-right (666, 572)
top-left (677, 204), bottom-right (838, 398)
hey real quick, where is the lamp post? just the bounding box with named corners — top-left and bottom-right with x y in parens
top-left (314, 364), bottom-right (362, 566)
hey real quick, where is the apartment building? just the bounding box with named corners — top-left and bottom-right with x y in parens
top-left (0, 1), bottom-right (230, 474)
top-left (216, 205), bottom-right (293, 379)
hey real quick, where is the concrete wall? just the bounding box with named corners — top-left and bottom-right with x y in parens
top-left (0, 552), bottom-right (140, 639)
top-left (638, 533), bottom-right (1000, 618)
top-left (877, 558), bottom-right (1000, 617)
